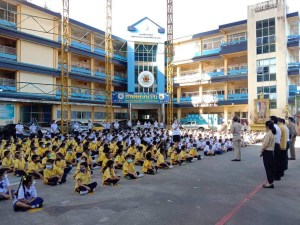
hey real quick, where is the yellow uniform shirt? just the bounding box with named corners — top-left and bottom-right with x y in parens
top-left (14, 158), bottom-right (26, 170)
top-left (127, 147), bottom-right (137, 156)
top-left (89, 143), bottom-right (97, 151)
top-left (97, 152), bottom-right (107, 163)
top-left (2, 157), bottom-right (14, 168)
top-left (102, 168), bottom-right (116, 184)
top-left (142, 160), bottom-right (153, 173)
top-left (27, 161), bottom-right (43, 173)
top-left (75, 172), bottom-right (91, 189)
top-left (115, 155), bottom-right (124, 165)
top-left (157, 153), bottom-right (165, 165)
top-left (122, 162), bottom-right (135, 176)
top-left (167, 147), bottom-right (174, 157)
top-left (134, 152), bottom-right (143, 163)
top-left (65, 152), bottom-right (76, 163)
top-left (76, 146), bottom-right (84, 154)
top-left (189, 149), bottom-right (197, 157)
top-left (37, 147), bottom-right (47, 156)
top-left (56, 160), bottom-right (67, 169)
top-left (59, 147), bottom-right (67, 156)
top-left (179, 151), bottom-right (187, 160)
top-left (170, 153), bottom-right (179, 164)
top-left (44, 166), bottom-right (63, 183)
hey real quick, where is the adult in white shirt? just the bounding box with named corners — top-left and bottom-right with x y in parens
top-left (270, 116), bottom-right (281, 180)
top-left (73, 122), bottom-right (80, 136)
top-left (147, 121), bottom-right (151, 129)
top-left (282, 119), bottom-right (290, 171)
top-left (50, 120), bottom-right (58, 137)
top-left (154, 121), bottom-right (158, 129)
top-left (29, 123), bottom-right (37, 136)
top-left (172, 121), bottom-right (181, 148)
top-left (137, 120), bottom-right (141, 129)
top-left (160, 121), bottom-right (164, 129)
top-left (127, 120), bottom-right (132, 130)
top-left (114, 121), bottom-right (119, 132)
top-left (144, 122), bottom-right (147, 129)
top-left (15, 121), bottom-right (24, 139)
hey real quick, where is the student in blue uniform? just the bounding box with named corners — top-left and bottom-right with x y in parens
top-left (13, 175), bottom-right (44, 212)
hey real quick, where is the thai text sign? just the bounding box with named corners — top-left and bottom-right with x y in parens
top-left (112, 92), bottom-right (170, 103)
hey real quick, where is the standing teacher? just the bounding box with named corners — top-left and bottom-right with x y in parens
top-left (231, 117), bottom-right (242, 162)
top-left (172, 120), bottom-right (181, 149)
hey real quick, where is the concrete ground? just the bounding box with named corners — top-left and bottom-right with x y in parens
top-left (1, 141), bottom-right (300, 225)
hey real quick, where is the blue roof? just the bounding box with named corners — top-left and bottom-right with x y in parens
top-left (219, 20), bottom-right (247, 30)
top-left (16, 0), bottom-right (126, 43)
top-left (128, 17), bottom-right (165, 34)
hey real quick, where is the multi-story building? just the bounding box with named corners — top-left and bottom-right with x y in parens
top-left (173, 0), bottom-right (299, 129)
top-left (0, 0), bottom-right (299, 130)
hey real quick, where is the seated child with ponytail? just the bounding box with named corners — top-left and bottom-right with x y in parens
top-left (13, 175), bottom-right (43, 212)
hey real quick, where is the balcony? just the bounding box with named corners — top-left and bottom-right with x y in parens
top-left (228, 93), bottom-right (248, 100)
top-left (56, 86), bottom-right (106, 101)
top-left (287, 35), bottom-right (300, 48)
top-left (0, 78), bottom-right (16, 92)
top-left (208, 70), bottom-right (225, 77)
top-left (114, 71), bottom-right (127, 83)
top-left (288, 62), bottom-right (300, 75)
top-left (0, 45), bottom-right (17, 61)
top-left (71, 40), bottom-right (91, 52)
top-left (289, 85), bottom-right (300, 97)
top-left (220, 39), bottom-right (247, 55)
top-left (227, 68), bottom-right (248, 76)
top-left (173, 71), bottom-right (202, 84)
top-left (71, 63), bottom-right (92, 76)
top-left (94, 66), bottom-right (106, 79)
top-left (202, 48), bottom-right (220, 56)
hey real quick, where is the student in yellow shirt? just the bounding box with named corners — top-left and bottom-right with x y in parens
top-left (58, 143), bottom-right (67, 156)
top-left (74, 162), bottom-right (97, 195)
top-left (142, 152), bottom-right (158, 175)
top-left (56, 153), bottom-right (72, 175)
top-left (157, 148), bottom-right (173, 169)
top-left (123, 155), bottom-right (143, 180)
top-left (102, 160), bottom-right (120, 186)
top-left (114, 149), bottom-right (124, 169)
top-left (179, 146), bottom-right (193, 163)
top-left (43, 159), bottom-right (68, 186)
top-left (65, 147), bottom-right (76, 166)
top-left (101, 152), bottom-right (113, 173)
top-left (189, 144), bottom-right (202, 160)
top-left (2, 151), bottom-right (14, 173)
top-left (14, 152), bottom-right (27, 177)
top-left (97, 146), bottom-right (109, 167)
top-left (27, 155), bottom-right (44, 179)
top-left (170, 149), bottom-right (182, 166)
top-left (75, 142), bottom-right (84, 159)
top-left (127, 141), bottom-right (137, 156)
top-left (134, 146), bottom-right (144, 166)
top-left (167, 143), bottom-right (175, 157)
top-left (36, 142), bottom-right (47, 157)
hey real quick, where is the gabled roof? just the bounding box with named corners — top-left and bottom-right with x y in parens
top-left (127, 17), bottom-right (165, 34)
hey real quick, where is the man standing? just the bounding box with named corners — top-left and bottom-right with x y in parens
top-left (73, 122), bottom-right (80, 137)
top-left (172, 120), bottom-right (181, 149)
top-left (278, 118), bottom-right (287, 177)
top-left (29, 123), bottom-right (37, 138)
top-left (270, 116), bottom-right (282, 180)
top-left (50, 120), bottom-right (58, 137)
top-left (114, 120), bottom-right (119, 132)
top-left (15, 121), bottom-right (24, 139)
top-left (88, 120), bottom-right (93, 133)
top-left (231, 117), bottom-right (242, 162)
top-left (127, 120), bottom-right (132, 130)
top-left (287, 117), bottom-right (297, 160)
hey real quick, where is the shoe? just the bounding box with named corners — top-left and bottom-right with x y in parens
top-left (92, 188), bottom-right (96, 192)
top-left (168, 165), bottom-right (174, 169)
top-left (231, 159), bottom-right (241, 162)
top-left (288, 158), bottom-right (295, 160)
top-left (263, 184), bottom-right (274, 189)
top-left (80, 190), bottom-right (89, 195)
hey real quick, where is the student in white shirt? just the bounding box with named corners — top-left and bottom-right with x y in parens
top-left (204, 141), bottom-right (215, 156)
top-left (13, 175), bottom-right (44, 212)
top-left (159, 121), bottom-right (164, 129)
top-left (154, 121), bottom-right (158, 129)
top-left (0, 169), bottom-right (14, 200)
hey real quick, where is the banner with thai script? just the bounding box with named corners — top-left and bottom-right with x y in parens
top-left (112, 92), bottom-right (170, 103)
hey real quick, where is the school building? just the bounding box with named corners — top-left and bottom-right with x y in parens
top-left (0, 0), bottom-right (299, 129)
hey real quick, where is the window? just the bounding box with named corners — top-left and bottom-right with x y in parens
top-left (257, 86), bottom-right (277, 109)
top-left (57, 111), bottom-right (91, 120)
top-left (227, 32), bottom-right (247, 43)
top-left (256, 58), bottom-right (276, 82)
top-left (0, 0), bottom-right (17, 23)
top-left (134, 44), bottom-right (157, 62)
top-left (256, 18), bottom-right (275, 54)
top-left (114, 113), bottom-right (128, 120)
top-left (202, 37), bottom-right (223, 50)
top-left (95, 112), bottom-right (106, 120)
top-left (134, 65), bottom-right (157, 92)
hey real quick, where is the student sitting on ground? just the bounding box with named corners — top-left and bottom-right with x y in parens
top-left (102, 160), bottom-right (120, 186)
top-left (43, 159), bottom-right (68, 186)
top-left (157, 148), bottom-right (173, 169)
top-left (189, 144), bottom-right (202, 160)
top-left (13, 152), bottom-right (27, 177)
top-left (204, 141), bottom-right (215, 156)
top-left (134, 146), bottom-right (144, 166)
top-left (74, 162), bottom-right (97, 195)
top-left (167, 143), bottom-right (175, 158)
top-left (65, 147), bottom-right (76, 166)
top-left (114, 149), bottom-right (125, 169)
top-left (122, 155), bottom-right (143, 180)
top-left (142, 152), bottom-right (158, 175)
top-left (27, 155), bottom-right (44, 179)
top-left (179, 145), bottom-right (193, 163)
top-left (170, 149), bottom-right (182, 166)
top-left (2, 151), bottom-right (14, 173)
top-left (0, 168), bottom-right (14, 200)
top-left (13, 175), bottom-right (43, 212)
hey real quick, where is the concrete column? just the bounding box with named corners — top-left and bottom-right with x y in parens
top-left (199, 85), bottom-right (203, 98)
top-left (90, 33), bottom-right (94, 52)
top-left (128, 103), bottom-right (132, 122)
top-left (176, 66), bottom-right (181, 78)
top-left (177, 108), bottom-right (182, 121)
top-left (198, 62), bottom-right (203, 75)
top-left (224, 106), bottom-right (228, 124)
top-left (91, 106), bottom-right (95, 122)
top-left (91, 58), bottom-right (94, 76)
top-left (224, 58), bottom-right (228, 75)
top-left (161, 104), bottom-right (165, 124)
top-left (177, 87), bottom-right (181, 103)
top-left (224, 83), bottom-right (228, 100)
top-left (91, 82), bottom-right (95, 99)
top-left (198, 38), bottom-right (202, 54)
top-left (15, 103), bottom-right (20, 123)
top-left (199, 108), bottom-right (203, 114)
top-left (51, 105), bottom-right (56, 121)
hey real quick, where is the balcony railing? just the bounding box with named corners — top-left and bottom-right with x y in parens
top-left (228, 93), bottom-right (248, 100)
top-left (227, 68), bottom-right (248, 76)
top-left (71, 63), bottom-right (92, 75)
top-left (288, 62), bottom-right (300, 71)
top-left (173, 93), bottom-right (248, 103)
top-left (0, 8), bottom-right (17, 28)
top-left (221, 39), bottom-right (247, 47)
top-left (207, 70), bottom-right (224, 77)
top-left (0, 78), bottom-right (16, 92)
top-left (0, 45), bottom-right (17, 61)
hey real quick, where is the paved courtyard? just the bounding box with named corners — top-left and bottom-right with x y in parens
top-left (1, 142), bottom-right (300, 225)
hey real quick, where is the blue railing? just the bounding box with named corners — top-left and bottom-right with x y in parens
top-left (71, 40), bottom-right (91, 51)
top-left (56, 90), bottom-right (106, 101)
top-left (288, 62), bottom-right (300, 71)
top-left (221, 39), bottom-right (247, 47)
top-left (71, 65), bottom-right (92, 76)
top-left (228, 93), bottom-right (248, 100)
top-left (228, 68), bottom-right (247, 76)
top-left (208, 71), bottom-right (224, 77)
top-left (289, 85), bottom-right (299, 96)
top-left (0, 45), bottom-right (17, 61)
top-left (287, 35), bottom-right (300, 41)
top-left (202, 48), bottom-right (220, 56)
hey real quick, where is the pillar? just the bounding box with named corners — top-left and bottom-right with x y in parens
top-left (199, 85), bottom-right (203, 98)
top-left (177, 108), bottom-right (182, 121)
top-left (224, 106), bottom-right (228, 124)
top-left (91, 82), bottom-right (95, 99)
top-left (15, 103), bottom-right (20, 123)
top-left (177, 87), bottom-right (181, 103)
top-left (52, 105), bottom-right (56, 121)
top-left (161, 104), bottom-right (165, 124)
top-left (90, 33), bottom-right (94, 52)
top-left (176, 66), bottom-right (181, 78)
top-left (199, 108), bottom-right (203, 114)
top-left (224, 83), bottom-right (228, 100)
top-left (91, 58), bottom-right (94, 76)
top-left (128, 103), bottom-right (132, 122)
top-left (91, 106), bottom-right (95, 122)
top-left (198, 62), bottom-right (203, 75)
top-left (224, 58), bottom-right (228, 75)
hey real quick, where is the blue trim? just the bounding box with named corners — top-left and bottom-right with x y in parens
top-left (287, 12), bottom-right (299, 18)
top-left (219, 20), bottom-right (247, 30)
top-left (128, 17), bottom-right (165, 34)
top-left (192, 53), bottom-right (221, 62)
top-left (0, 20), bottom-right (16, 29)
top-left (218, 99), bottom-right (248, 105)
top-left (220, 40), bottom-right (247, 55)
top-left (127, 42), bottom-right (135, 92)
top-left (0, 53), bottom-right (17, 61)
top-left (192, 29), bottom-right (219, 39)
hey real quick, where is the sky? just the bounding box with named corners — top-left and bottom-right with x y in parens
top-left (30, 0), bottom-right (300, 39)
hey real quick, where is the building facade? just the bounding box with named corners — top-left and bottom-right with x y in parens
top-left (0, 0), bottom-right (299, 128)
